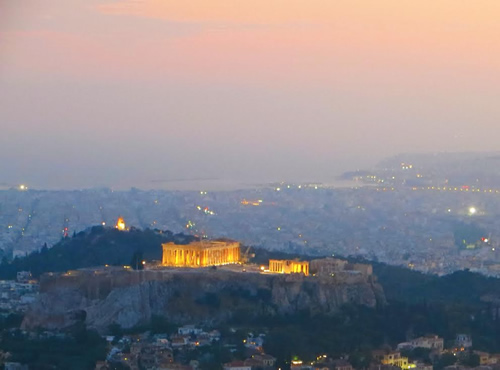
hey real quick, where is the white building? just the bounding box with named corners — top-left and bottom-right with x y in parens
top-left (456, 334), bottom-right (472, 348)
top-left (178, 325), bottom-right (203, 336)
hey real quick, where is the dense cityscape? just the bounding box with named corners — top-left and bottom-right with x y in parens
top-left (3, 0), bottom-right (500, 368)
top-left (2, 153), bottom-right (500, 277)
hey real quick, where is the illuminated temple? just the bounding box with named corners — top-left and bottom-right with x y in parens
top-left (269, 259), bottom-right (309, 276)
top-left (162, 240), bottom-right (241, 267)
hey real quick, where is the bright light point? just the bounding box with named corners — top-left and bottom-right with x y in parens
top-left (18, 184), bottom-right (27, 190)
top-left (277, 227), bottom-right (281, 231)
top-left (468, 207), bottom-right (477, 215)
top-left (484, 238), bottom-right (489, 243)
top-left (276, 187), bottom-right (281, 191)
top-left (493, 248), bottom-right (496, 251)
top-left (142, 261), bottom-right (146, 265)
top-left (447, 209), bottom-right (451, 212)
top-left (314, 186), bottom-right (318, 190)
top-left (116, 217), bottom-right (126, 230)
top-left (102, 222), bottom-right (106, 226)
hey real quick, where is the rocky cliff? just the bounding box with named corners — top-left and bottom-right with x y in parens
top-left (22, 268), bottom-right (385, 332)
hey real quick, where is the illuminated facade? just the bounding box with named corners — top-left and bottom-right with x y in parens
top-left (162, 240), bottom-right (240, 267)
top-left (116, 217), bottom-right (127, 231)
top-left (268, 260), bottom-right (309, 276)
top-left (373, 351), bottom-right (413, 370)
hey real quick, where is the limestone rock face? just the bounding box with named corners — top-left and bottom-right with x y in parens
top-left (23, 269), bottom-right (385, 332)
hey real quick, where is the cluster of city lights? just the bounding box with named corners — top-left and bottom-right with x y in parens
top-left (196, 206), bottom-right (215, 215)
top-left (241, 199), bottom-right (263, 206)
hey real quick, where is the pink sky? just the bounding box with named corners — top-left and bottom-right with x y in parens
top-left (1, 0), bottom-right (500, 189)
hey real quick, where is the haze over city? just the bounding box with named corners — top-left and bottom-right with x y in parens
top-left (6, 2), bottom-right (500, 369)
top-left (2, 0), bottom-right (500, 189)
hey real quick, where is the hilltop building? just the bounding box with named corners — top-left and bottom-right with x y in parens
top-left (162, 240), bottom-right (240, 268)
top-left (269, 260), bottom-right (309, 276)
top-left (115, 217), bottom-right (127, 231)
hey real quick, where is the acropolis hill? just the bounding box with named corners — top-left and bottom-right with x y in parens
top-left (23, 247), bottom-right (385, 331)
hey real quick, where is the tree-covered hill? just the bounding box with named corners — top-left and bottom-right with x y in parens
top-left (372, 262), bottom-right (500, 305)
top-left (0, 226), bottom-right (196, 279)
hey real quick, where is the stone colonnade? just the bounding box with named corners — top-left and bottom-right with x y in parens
top-left (269, 259), bottom-right (309, 276)
top-left (162, 241), bottom-right (240, 267)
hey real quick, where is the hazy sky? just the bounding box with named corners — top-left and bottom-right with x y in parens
top-left (1, 1), bottom-right (500, 189)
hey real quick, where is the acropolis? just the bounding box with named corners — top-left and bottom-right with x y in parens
top-left (162, 239), bottom-right (241, 267)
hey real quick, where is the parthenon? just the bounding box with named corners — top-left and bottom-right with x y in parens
top-left (162, 239), bottom-right (241, 267)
